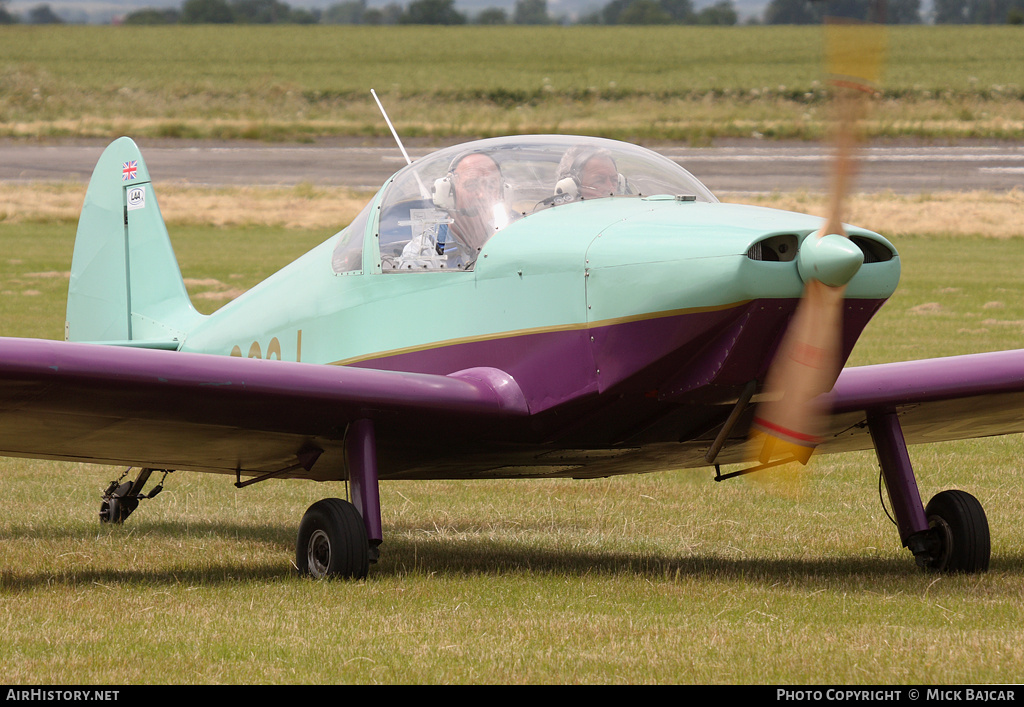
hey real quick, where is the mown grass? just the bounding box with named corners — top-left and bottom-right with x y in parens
top-left (1, 25), bottom-right (1023, 141)
top-left (3, 190), bottom-right (1024, 683)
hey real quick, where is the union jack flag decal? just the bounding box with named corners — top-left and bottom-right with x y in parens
top-left (122, 160), bottom-right (138, 181)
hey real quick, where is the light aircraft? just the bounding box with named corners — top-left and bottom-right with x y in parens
top-left (2, 127), bottom-right (1018, 579)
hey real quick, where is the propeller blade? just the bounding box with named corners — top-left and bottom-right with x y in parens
top-left (744, 13), bottom-right (886, 476)
top-left (749, 279), bottom-right (846, 466)
top-left (822, 16), bottom-right (886, 236)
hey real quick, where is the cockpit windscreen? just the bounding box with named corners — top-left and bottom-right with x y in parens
top-left (344, 135), bottom-right (717, 273)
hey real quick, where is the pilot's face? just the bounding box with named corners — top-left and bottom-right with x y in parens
top-left (579, 156), bottom-right (619, 199)
top-left (453, 154), bottom-right (501, 214)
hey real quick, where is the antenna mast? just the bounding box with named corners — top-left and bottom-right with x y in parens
top-left (371, 89), bottom-right (412, 166)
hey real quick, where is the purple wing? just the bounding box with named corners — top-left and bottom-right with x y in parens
top-left (820, 349), bottom-right (1024, 453)
top-left (0, 338), bottom-right (529, 480)
top-left (7, 337), bottom-right (1024, 480)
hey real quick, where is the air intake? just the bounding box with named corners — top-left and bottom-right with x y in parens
top-left (746, 235), bottom-right (798, 262)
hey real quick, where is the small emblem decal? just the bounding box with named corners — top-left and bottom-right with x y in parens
top-left (122, 160), bottom-right (138, 181)
top-left (127, 186), bottom-right (146, 211)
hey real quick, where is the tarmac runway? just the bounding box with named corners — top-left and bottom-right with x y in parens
top-left (2, 138), bottom-right (1022, 195)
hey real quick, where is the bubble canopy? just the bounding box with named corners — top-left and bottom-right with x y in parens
top-left (339, 135), bottom-right (718, 273)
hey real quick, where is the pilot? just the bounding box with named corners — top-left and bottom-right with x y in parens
top-left (553, 146), bottom-right (625, 201)
top-left (439, 152), bottom-right (517, 258)
top-left (397, 151), bottom-right (517, 270)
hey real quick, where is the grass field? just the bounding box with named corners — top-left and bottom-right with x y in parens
top-left (2, 25), bottom-right (1023, 141)
top-left (3, 188), bottom-right (1024, 683)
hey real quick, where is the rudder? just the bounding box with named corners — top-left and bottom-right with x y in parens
top-left (66, 137), bottom-right (203, 348)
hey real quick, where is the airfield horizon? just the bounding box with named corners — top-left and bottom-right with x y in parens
top-left (2, 25), bottom-right (1023, 142)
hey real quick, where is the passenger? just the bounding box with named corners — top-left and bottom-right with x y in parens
top-left (397, 152), bottom-right (516, 270)
top-left (554, 146), bottom-right (625, 201)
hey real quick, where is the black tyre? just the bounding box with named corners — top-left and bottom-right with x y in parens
top-left (295, 498), bottom-right (370, 579)
top-left (923, 490), bottom-right (990, 574)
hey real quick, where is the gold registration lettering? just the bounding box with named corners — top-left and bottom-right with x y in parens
top-left (229, 330), bottom-right (302, 361)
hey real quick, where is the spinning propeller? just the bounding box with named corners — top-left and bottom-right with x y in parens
top-left (744, 11), bottom-right (887, 481)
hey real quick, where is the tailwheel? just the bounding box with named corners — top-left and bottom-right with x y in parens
top-left (918, 490), bottom-right (991, 574)
top-left (99, 481), bottom-right (138, 524)
top-left (99, 468), bottom-right (169, 524)
top-left (296, 498), bottom-right (370, 580)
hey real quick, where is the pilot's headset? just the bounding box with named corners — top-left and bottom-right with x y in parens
top-left (432, 151), bottom-right (512, 211)
top-left (553, 146), bottom-right (627, 200)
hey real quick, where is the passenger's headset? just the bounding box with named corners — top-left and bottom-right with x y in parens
top-left (553, 150), bottom-right (627, 199)
top-left (432, 152), bottom-right (512, 211)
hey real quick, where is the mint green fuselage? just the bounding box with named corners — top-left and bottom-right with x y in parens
top-left (181, 194), bottom-right (899, 371)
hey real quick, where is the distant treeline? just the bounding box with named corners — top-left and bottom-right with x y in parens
top-left (2, 0), bottom-right (1023, 25)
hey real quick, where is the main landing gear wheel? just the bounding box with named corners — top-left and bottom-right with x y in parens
top-left (296, 498), bottom-right (370, 580)
top-left (920, 490), bottom-right (991, 574)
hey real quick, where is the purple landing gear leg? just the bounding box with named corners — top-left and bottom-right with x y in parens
top-left (346, 418), bottom-right (383, 564)
top-left (866, 408), bottom-right (990, 573)
top-left (294, 418), bottom-right (382, 579)
top-left (866, 409), bottom-right (933, 566)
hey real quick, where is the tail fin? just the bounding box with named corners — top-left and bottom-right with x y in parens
top-left (66, 137), bottom-right (203, 348)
